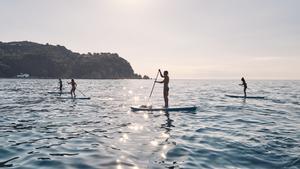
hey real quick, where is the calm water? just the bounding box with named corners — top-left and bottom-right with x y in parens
top-left (0, 79), bottom-right (299, 169)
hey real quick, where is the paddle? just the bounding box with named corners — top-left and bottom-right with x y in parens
top-left (149, 70), bottom-right (160, 99)
top-left (77, 89), bottom-right (87, 97)
top-left (145, 70), bottom-right (160, 107)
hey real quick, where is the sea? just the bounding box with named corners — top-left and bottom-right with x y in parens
top-left (0, 79), bottom-right (299, 169)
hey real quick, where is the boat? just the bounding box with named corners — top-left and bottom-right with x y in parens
top-left (16, 73), bottom-right (30, 78)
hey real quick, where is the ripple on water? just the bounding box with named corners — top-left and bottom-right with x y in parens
top-left (0, 79), bottom-right (299, 169)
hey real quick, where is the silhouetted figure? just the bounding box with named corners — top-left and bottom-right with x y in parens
top-left (155, 69), bottom-right (169, 107)
top-left (239, 77), bottom-right (247, 98)
top-left (58, 78), bottom-right (63, 93)
top-left (68, 79), bottom-right (77, 98)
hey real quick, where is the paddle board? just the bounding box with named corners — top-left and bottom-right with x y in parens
top-left (48, 91), bottom-right (69, 94)
top-left (58, 97), bottom-right (91, 100)
top-left (131, 106), bottom-right (197, 112)
top-left (225, 94), bottom-right (265, 99)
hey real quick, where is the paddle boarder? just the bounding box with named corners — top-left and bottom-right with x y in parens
top-left (155, 69), bottom-right (169, 107)
top-left (58, 78), bottom-right (63, 93)
top-left (239, 77), bottom-right (247, 98)
top-left (68, 79), bottom-right (77, 98)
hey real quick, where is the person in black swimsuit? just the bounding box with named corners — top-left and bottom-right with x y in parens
top-left (155, 69), bottom-right (169, 107)
top-left (239, 77), bottom-right (247, 98)
top-left (68, 79), bottom-right (77, 98)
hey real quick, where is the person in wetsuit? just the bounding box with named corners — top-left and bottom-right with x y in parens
top-left (239, 77), bottom-right (247, 98)
top-left (68, 79), bottom-right (77, 98)
top-left (155, 69), bottom-right (169, 107)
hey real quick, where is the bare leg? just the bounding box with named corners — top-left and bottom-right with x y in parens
top-left (164, 90), bottom-right (169, 107)
top-left (164, 96), bottom-right (168, 107)
top-left (71, 89), bottom-right (75, 98)
top-left (244, 88), bottom-right (247, 98)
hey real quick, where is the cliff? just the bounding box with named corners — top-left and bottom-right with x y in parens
top-left (0, 41), bottom-right (145, 79)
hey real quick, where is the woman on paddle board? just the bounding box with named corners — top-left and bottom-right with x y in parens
top-left (68, 79), bottom-right (77, 98)
top-left (155, 69), bottom-right (169, 107)
top-left (239, 77), bottom-right (247, 98)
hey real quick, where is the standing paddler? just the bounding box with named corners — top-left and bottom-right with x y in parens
top-left (58, 78), bottom-right (63, 93)
top-left (239, 77), bottom-right (247, 98)
top-left (68, 79), bottom-right (77, 98)
top-left (155, 69), bottom-right (169, 107)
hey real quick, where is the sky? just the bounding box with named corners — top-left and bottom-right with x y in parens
top-left (0, 0), bottom-right (299, 79)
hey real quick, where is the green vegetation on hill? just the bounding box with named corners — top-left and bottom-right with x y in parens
top-left (0, 41), bottom-right (147, 79)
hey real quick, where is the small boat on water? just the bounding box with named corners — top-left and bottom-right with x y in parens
top-left (16, 73), bottom-right (30, 78)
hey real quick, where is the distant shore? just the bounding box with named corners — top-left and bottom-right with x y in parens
top-left (0, 41), bottom-right (149, 79)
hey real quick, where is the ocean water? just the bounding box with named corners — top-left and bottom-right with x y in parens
top-left (0, 79), bottom-right (299, 169)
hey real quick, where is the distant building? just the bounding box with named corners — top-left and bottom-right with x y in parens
top-left (16, 73), bottom-right (30, 78)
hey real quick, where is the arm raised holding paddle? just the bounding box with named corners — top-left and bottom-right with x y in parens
top-left (155, 69), bottom-right (166, 83)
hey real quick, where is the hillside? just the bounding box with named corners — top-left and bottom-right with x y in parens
top-left (0, 41), bottom-right (145, 79)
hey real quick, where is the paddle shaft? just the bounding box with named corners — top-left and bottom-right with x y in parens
top-left (149, 70), bottom-right (160, 99)
top-left (77, 89), bottom-right (87, 97)
top-left (239, 84), bottom-right (250, 90)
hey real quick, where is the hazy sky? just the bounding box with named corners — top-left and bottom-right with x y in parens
top-left (1, 0), bottom-right (299, 79)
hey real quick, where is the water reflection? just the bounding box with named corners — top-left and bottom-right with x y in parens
top-left (161, 152), bottom-right (166, 159)
top-left (161, 133), bottom-right (169, 138)
top-left (128, 123), bottom-right (144, 131)
top-left (1, 79), bottom-right (297, 169)
top-left (156, 111), bottom-right (177, 166)
top-left (116, 164), bottom-right (122, 169)
top-left (69, 101), bottom-right (77, 110)
top-left (133, 96), bottom-right (139, 103)
top-left (161, 111), bottom-right (174, 134)
top-left (150, 140), bottom-right (159, 146)
top-left (120, 134), bottom-right (129, 143)
top-left (243, 98), bottom-right (246, 104)
top-left (143, 113), bottom-right (149, 120)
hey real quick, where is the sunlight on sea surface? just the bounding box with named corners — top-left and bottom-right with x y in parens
top-left (0, 79), bottom-right (299, 169)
